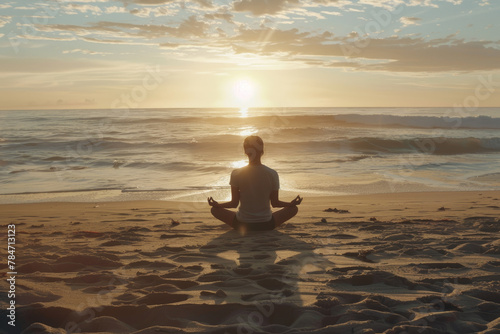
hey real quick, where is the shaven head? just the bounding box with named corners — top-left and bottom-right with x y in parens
top-left (243, 135), bottom-right (264, 162)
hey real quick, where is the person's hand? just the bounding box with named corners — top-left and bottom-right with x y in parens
top-left (290, 195), bottom-right (303, 206)
top-left (207, 197), bottom-right (219, 207)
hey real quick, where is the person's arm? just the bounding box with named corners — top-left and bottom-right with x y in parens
top-left (270, 190), bottom-right (303, 208)
top-left (207, 186), bottom-right (240, 208)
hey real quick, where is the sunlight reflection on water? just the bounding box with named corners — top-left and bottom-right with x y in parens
top-left (231, 160), bottom-right (247, 169)
top-left (239, 107), bottom-right (248, 118)
top-left (238, 126), bottom-right (258, 137)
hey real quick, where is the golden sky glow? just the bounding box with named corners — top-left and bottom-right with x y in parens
top-left (232, 79), bottom-right (256, 105)
top-left (0, 1), bottom-right (499, 109)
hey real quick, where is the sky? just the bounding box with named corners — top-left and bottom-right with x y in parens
top-left (0, 0), bottom-right (499, 109)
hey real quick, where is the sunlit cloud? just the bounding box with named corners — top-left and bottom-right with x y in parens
top-left (61, 4), bottom-right (103, 15)
top-left (37, 15), bottom-right (209, 40)
top-left (1, 0), bottom-right (499, 108)
top-left (18, 34), bottom-right (77, 41)
top-left (0, 17), bottom-right (11, 28)
top-left (233, 0), bottom-right (301, 16)
top-left (104, 6), bottom-right (127, 14)
top-left (119, 0), bottom-right (213, 8)
top-left (56, 0), bottom-right (110, 2)
top-left (12, 6), bottom-right (39, 10)
top-left (321, 10), bottom-right (342, 16)
top-left (129, 6), bottom-right (178, 17)
top-left (400, 16), bottom-right (422, 27)
top-left (62, 48), bottom-right (112, 55)
top-left (228, 26), bottom-right (500, 72)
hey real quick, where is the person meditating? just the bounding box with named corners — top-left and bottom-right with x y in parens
top-left (208, 135), bottom-right (303, 233)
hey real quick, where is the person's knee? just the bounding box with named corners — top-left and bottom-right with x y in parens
top-left (210, 206), bottom-right (219, 216)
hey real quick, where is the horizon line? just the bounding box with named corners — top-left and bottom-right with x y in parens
top-left (1, 106), bottom-right (499, 112)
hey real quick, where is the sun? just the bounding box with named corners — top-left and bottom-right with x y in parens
top-left (232, 78), bottom-right (256, 106)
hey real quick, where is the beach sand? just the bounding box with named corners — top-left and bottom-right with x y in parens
top-left (1, 191), bottom-right (499, 334)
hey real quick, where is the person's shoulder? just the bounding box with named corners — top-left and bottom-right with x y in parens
top-left (261, 164), bottom-right (278, 175)
top-left (231, 165), bottom-right (247, 176)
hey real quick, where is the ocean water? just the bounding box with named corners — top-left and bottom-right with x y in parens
top-left (1, 107), bottom-right (499, 203)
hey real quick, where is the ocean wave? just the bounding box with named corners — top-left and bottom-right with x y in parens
top-left (470, 172), bottom-right (500, 183)
top-left (347, 137), bottom-right (500, 155)
top-left (107, 113), bottom-right (500, 130)
top-left (333, 114), bottom-right (500, 129)
top-left (270, 137), bottom-right (500, 155)
top-left (8, 165), bottom-right (90, 174)
top-left (43, 156), bottom-right (68, 161)
top-left (3, 135), bottom-right (500, 158)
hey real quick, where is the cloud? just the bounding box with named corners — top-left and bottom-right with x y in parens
top-left (119, 0), bottom-right (212, 7)
top-left (12, 6), bottom-right (38, 10)
top-left (405, 0), bottom-right (438, 8)
top-left (173, 15), bottom-right (208, 37)
top-left (400, 16), bottom-right (421, 27)
top-left (19, 34), bottom-right (77, 41)
top-left (53, 0), bottom-right (109, 2)
top-left (192, 0), bottom-right (214, 7)
top-left (229, 27), bottom-right (500, 72)
top-left (311, 0), bottom-right (353, 7)
top-left (5, 0), bottom-right (496, 75)
top-left (0, 16), bottom-right (11, 28)
top-left (159, 42), bottom-right (181, 49)
top-left (358, 0), bottom-right (403, 10)
top-left (230, 27), bottom-right (318, 46)
top-left (37, 15), bottom-right (208, 41)
top-left (291, 7), bottom-right (326, 19)
top-left (357, 38), bottom-right (500, 72)
top-left (63, 48), bottom-right (111, 55)
top-left (204, 12), bottom-right (234, 24)
top-left (62, 4), bottom-right (103, 15)
top-left (233, 0), bottom-right (301, 16)
top-left (121, 0), bottom-right (175, 4)
top-left (321, 10), bottom-right (342, 16)
top-left (104, 6), bottom-right (127, 14)
top-left (129, 6), bottom-right (177, 17)
top-left (81, 36), bottom-right (155, 46)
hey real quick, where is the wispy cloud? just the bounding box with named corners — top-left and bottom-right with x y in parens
top-left (1, 0), bottom-right (499, 108)
top-left (119, 0), bottom-right (213, 8)
top-left (400, 16), bottom-right (422, 27)
top-left (36, 15), bottom-right (209, 42)
top-left (0, 16), bottom-right (11, 28)
top-left (61, 4), bottom-right (103, 15)
top-left (129, 6), bottom-right (178, 17)
top-left (228, 27), bottom-right (500, 72)
top-left (233, 0), bottom-right (301, 16)
top-left (18, 34), bottom-right (77, 41)
top-left (321, 10), bottom-right (342, 16)
top-left (62, 48), bottom-right (111, 55)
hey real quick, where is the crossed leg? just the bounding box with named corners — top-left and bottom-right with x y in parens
top-left (272, 206), bottom-right (298, 228)
top-left (210, 206), bottom-right (298, 230)
top-left (210, 207), bottom-right (236, 228)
